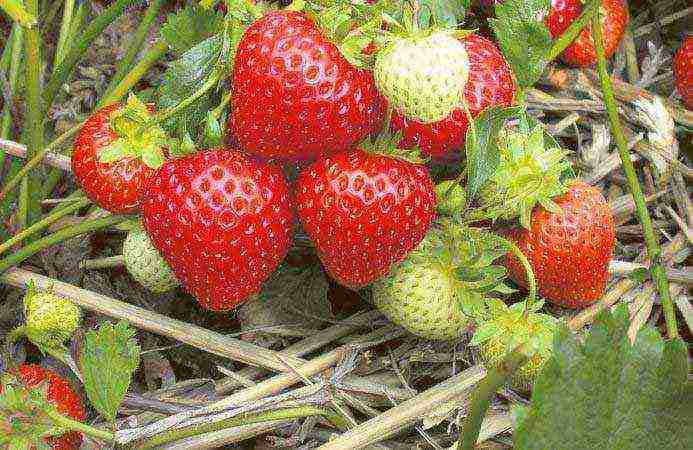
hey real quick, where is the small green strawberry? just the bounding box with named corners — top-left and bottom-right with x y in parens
top-left (21, 282), bottom-right (80, 354)
top-left (374, 30), bottom-right (469, 123)
top-left (479, 123), bottom-right (571, 229)
top-left (372, 223), bottom-right (512, 340)
top-left (122, 223), bottom-right (179, 293)
top-left (471, 299), bottom-right (557, 391)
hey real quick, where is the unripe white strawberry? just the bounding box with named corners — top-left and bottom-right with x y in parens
top-left (374, 31), bottom-right (469, 123)
top-left (123, 224), bottom-right (179, 293)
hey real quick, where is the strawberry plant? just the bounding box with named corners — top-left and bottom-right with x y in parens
top-left (0, 0), bottom-right (689, 448)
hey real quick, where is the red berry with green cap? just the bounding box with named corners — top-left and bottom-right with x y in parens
top-left (71, 96), bottom-right (168, 214)
top-left (231, 10), bottom-right (387, 163)
top-left (295, 142), bottom-right (436, 288)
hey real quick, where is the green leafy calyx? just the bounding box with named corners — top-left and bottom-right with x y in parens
top-left (100, 94), bottom-right (169, 170)
top-left (479, 124), bottom-right (571, 229)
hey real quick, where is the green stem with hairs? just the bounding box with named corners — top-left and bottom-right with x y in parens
top-left (101, 0), bottom-right (166, 103)
top-left (458, 348), bottom-right (526, 450)
top-left (1, 25), bottom-right (22, 141)
top-left (0, 0), bottom-right (37, 27)
top-left (44, 407), bottom-right (115, 442)
top-left (53, 0), bottom-right (75, 67)
top-left (546, 0), bottom-right (599, 62)
top-left (0, 215), bottom-right (127, 274)
top-left (496, 235), bottom-right (537, 305)
top-left (0, 123), bottom-right (81, 201)
top-left (136, 407), bottom-right (349, 449)
top-left (42, 0), bottom-right (141, 112)
top-left (21, 0), bottom-right (43, 228)
top-left (98, 40), bottom-right (168, 107)
top-left (591, 10), bottom-right (678, 339)
top-left (0, 197), bottom-right (91, 255)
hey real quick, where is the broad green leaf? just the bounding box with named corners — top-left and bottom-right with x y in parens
top-left (465, 105), bottom-right (524, 198)
top-left (80, 321), bottom-right (140, 423)
top-left (160, 5), bottom-right (224, 55)
top-left (515, 305), bottom-right (692, 450)
top-left (469, 322), bottom-right (501, 346)
top-left (490, 0), bottom-right (552, 89)
top-left (157, 35), bottom-right (222, 138)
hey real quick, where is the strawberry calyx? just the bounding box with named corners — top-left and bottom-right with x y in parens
top-left (307, 0), bottom-right (385, 68)
top-left (479, 123), bottom-right (572, 229)
top-left (98, 94), bottom-right (169, 170)
top-left (361, 130), bottom-right (427, 165)
top-left (435, 180), bottom-right (466, 216)
top-left (470, 298), bottom-right (557, 390)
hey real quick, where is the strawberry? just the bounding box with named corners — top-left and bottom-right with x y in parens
top-left (375, 30), bottom-right (470, 123)
top-left (546, 0), bottom-right (629, 68)
top-left (122, 222), bottom-right (180, 293)
top-left (390, 34), bottom-right (515, 161)
top-left (71, 96), bottom-right (168, 214)
top-left (0, 364), bottom-right (86, 450)
top-left (673, 35), bottom-right (693, 110)
top-left (295, 145), bottom-right (436, 289)
top-left (141, 149), bottom-right (294, 311)
top-left (231, 10), bottom-right (386, 163)
top-left (372, 225), bottom-right (512, 340)
top-left (22, 283), bottom-right (80, 354)
top-left (504, 181), bottom-right (616, 309)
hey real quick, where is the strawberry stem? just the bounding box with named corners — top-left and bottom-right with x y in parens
top-left (101, 0), bottom-right (166, 101)
top-left (0, 215), bottom-right (128, 274)
top-left (496, 235), bottom-right (538, 307)
top-left (135, 406), bottom-right (349, 449)
top-left (546, 0), bottom-right (600, 62)
top-left (0, 196), bottom-right (90, 256)
top-left (591, 9), bottom-right (678, 339)
top-left (155, 70), bottom-right (222, 124)
top-left (0, 123), bottom-right (82, 205)
top-left (43, 406), bottom-right (115, 442)
top-left (458, 347), bottom-right (527, 450)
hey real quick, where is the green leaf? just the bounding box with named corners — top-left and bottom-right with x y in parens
top-left (160, 5), bottom-right (224, 55)
top-left (157, 35), bottom-right (222, 138)
top-left (470, 322), bottom-right (501, 346)
top-left (97, 141), bottom-right (130, 163)
top-left (514, 305), bottom-right (692, 450)
top-left (203, 110), bottom-right (223, 148)
top-left (465, 105), bottom-right (524, 198)
top-left (80, 321), bottom-right (140, 423)
top-left (490, 0), bottom-right (552, 89)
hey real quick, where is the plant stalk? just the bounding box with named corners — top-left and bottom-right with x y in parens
top-left (101, 0), bottom-right (165, 102)
top-left (98, 40), bottom-right (168, 107)
top-left (0, 0), bottom-right (37, 27)
top-left (20, 0), bottom-right (43, 228)
top-left (42, 0), bottom-right (141, 112)
top-left (0, 123), bottom-right (81, 201)
top-left (0, 198), bottom-right (91, 255)
top-left (44, 407), bottom-right (115, 442)
top-left (546, 0), bottom-right (600, 62)
top-left (53, 0), bottom-right (75, 67)
top-left (591, 10), bottom-right (678, 339)
top-left (0, 215), bottom-right (127, 274)
top-left (458, 349), bottom-right (526, 450)
top-left (135, 407), bottom-right (348, 449)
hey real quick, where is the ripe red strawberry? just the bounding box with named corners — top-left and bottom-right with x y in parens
top-left (141, 149), bottom-right (294, 311)
top-left (295, 147), bottom-right (436, 288)
top-left (503, 181), bottom-right (615, 309)
top-left (546, 0), bottom-right (629, 68)
top-left (390, 34), bottom-right (515, 161)
top-left (673, 35), bottom-right (693, 110)
top-left (3, 364), bottom-right (87, 450)
top-left (72, 97), bottom-right (167, 214)
top-left (231, 10), bottom-right (386, 163)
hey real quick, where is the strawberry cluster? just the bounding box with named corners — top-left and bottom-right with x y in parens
top-left (70, 1), bottom-right (618, 324)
